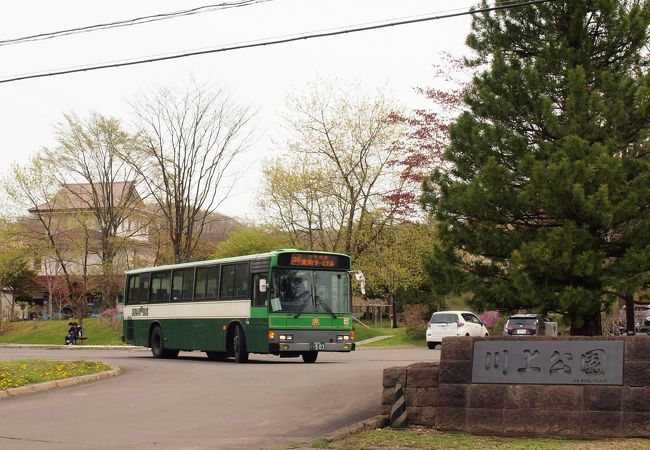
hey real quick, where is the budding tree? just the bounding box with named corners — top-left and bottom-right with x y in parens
top-left (259, 81), bottom-right (409, 260)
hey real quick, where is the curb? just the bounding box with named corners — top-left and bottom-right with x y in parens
top-left (315, 414), bottom-right (389, 444)
top-left (355, 335), bottom-right (394, 346)
top-left (0, 364), bottom-right (122, 400)
top-left (293, 415), bottom-right (388, 449)
top-left (0, 343), bottom-right (147, 350)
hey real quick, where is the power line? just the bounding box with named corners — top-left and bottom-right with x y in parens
top-left (0, 0), bottom-right (556, 85)
top-left (0, 0), bottom-right (272, 47)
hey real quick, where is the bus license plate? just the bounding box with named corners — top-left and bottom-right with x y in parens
top-left (310, 342), bottom-right (325, 351)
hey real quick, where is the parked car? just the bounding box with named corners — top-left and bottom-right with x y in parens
top-left (426, 311), bottom-right (489, 349)
top-left (503, 314), bottom-right (558, 336)
top-left (637, 324), bottom-right (650, 335)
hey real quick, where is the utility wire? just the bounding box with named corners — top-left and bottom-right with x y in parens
top-left (0, 0), bottom-right (272, 47)
top-left (1, 0), bottom-right (524, 46)
top-left (0, 0), bottom-right (556, 85)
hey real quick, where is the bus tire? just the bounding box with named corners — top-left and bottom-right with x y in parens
top-left (233, 325), bottom-right (249, 363)
top-left (151, 326), bottom-right (179, 359)
top-left (301, 351), bottom-right (318, 363)
top-left (206, 351), bottom-right (227, 361)
top-left (151, 326), bottom-right (165, 359)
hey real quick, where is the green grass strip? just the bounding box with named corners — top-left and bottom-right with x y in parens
top-left (0, 318), bottom-right (124, 345)
top-left (305, 427), bottom-right (650, 449)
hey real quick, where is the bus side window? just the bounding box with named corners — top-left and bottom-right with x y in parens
top-left (128, 273), bottom-right (150, 304)
top-left (195, 268), bottom-right (208, 300)
top-left (151, 271), bottom-right (171, 303)
top-left (141, 274), bottom-right (150, 304)
top-left (171, 268), bottom-right (194, 302)
top-left (195, 266), bottom-right (219, 301)
top-left (220, 263), bottom-right (248, 299)
top-left (235, 264), bottom-right (248, 297)
top-left (206, 266), bottom-right (219, 299)
top-left (127, 275), bottom-right (137, 305)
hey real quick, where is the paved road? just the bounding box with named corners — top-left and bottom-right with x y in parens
top-left (0, 346), bottom-right (440, 449)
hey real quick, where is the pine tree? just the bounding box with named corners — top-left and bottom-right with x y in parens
top-left (421, 0), bottom-right (650, 335)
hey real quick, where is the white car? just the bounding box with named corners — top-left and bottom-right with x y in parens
top-left (426, 310), bottom-right (489, 349)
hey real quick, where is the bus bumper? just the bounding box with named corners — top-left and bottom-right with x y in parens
top-left (269, 342), bottom-right (355, 353)
top-left (268, 329), bottom-right (355, 354)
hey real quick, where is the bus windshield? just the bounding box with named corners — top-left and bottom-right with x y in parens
top-left (270, 269), bottom-right (351, 316)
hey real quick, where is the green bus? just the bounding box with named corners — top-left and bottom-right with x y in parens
top-left (122, 249), bottom-right (359, 363)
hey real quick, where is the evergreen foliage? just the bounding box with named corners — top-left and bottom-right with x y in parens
top-left (421, 0), bottom-right (650, 335)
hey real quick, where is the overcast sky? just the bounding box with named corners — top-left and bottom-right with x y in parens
top-left (0, 0), bottom-right (474, 221)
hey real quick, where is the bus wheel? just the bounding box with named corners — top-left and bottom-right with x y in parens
top-left (151, 326), bottom-right (179, 359)
top-left (206, 351), bottom-right (227, 361)
top-left (302, 351), bottom-right (318, 363)
top-left (233, 325), bottom-right (249, 363)
top-left (151, 326), bottom-right (165, 359)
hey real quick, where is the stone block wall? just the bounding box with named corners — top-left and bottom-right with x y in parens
top-left (381, 336), bottom-right (650, 437)
top-left (435, 335), bottom-right (650, 438)
top-left (381, 362), bottom-right (439, 426)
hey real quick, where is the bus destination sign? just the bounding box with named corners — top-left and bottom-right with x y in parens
top-left (278, 253), bottom-right (349, 269)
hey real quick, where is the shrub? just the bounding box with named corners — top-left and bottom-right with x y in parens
top-left (479, 310), bottom-right (501, 327)
top-left (404, 304), bottom-right (430, 340)
top-left (488, 313), bottom-right (509, 336)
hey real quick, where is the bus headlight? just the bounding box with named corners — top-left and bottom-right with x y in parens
top-left (268, 330), bottom-right (276, 341)
top-left (279, 334), bottom-right (293, 341)
top-left (337, 335), bottom-right (350, 341)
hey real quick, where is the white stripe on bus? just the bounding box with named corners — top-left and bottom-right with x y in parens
top-left (124, 300), bottom-right (251, 320)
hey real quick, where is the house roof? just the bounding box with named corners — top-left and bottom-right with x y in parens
top-left (30, 181), bottom-right (142, 212)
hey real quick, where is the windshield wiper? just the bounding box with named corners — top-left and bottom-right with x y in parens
top-left (293, 291), bottom-right (312, 318)
top-left (315, 296), bottom-right (337, 318)
top-left (293, 301), bottom-right (309, 318)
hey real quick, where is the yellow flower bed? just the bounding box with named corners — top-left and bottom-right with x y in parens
top-left (0, 360), bottom-right (111, 390)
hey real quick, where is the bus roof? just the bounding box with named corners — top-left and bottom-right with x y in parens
top-left (125, 249), bottom-right (351, 274)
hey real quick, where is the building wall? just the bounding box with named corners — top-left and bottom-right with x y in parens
top-left (0, 290), bottom-right (27, 321)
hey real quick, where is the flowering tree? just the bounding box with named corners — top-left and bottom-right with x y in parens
top-left (388, 54), bottom-right (473, 218)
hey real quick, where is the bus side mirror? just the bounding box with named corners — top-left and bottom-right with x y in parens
top-left (259, 278), bottom-right (267, 293)
top-left (350, 270), bottom-right (366, 295)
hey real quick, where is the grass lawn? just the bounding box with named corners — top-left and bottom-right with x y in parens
top-left (0, 359), bottom-right (113, 390)
top-left (0, 318), bottom-right (124, 345)
top-left (354, 321), bottom-right (426, 348)
top-left (302, 427), bottom-right (650, 449)
top-left (0, 317), bottom-right (420, 347)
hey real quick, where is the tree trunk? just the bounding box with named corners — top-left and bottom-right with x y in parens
top-left (390, 294), bottom-right (398, 329)
top-left (570, 311), bottom-right (602, 336)
top-left (9, 295), bottom-right (16, 322)
top-left (623, 294), bottom-right (635, 335)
